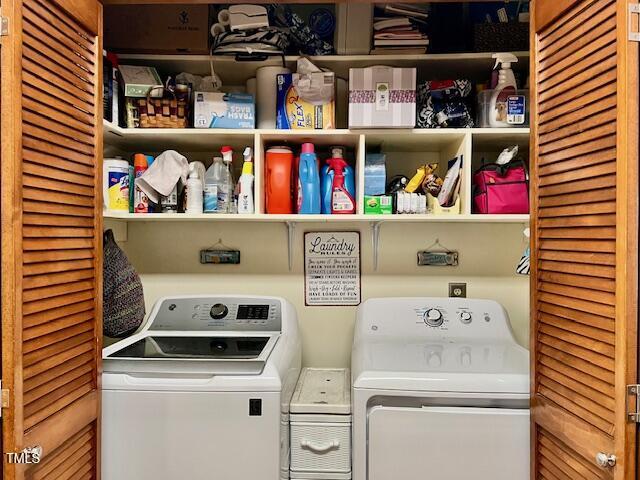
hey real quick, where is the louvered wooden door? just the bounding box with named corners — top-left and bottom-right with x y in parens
top-left (531, 0), bottom-right (638, 478)
top-left (1, 0), bottom-right (103, 478)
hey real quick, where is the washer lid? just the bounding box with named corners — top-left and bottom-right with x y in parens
top-left (103, 332), bottom-right (279, 376)
top-left (352, 339), bottom-right (529, 394)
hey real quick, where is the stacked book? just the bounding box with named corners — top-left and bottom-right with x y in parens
top-left (371, 4), bottom-right (429, 54)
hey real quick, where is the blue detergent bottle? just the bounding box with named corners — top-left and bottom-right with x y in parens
top-left (321, 146), bottom-right (355, 214)
top-left (297, 143), bottom-right (321, 214)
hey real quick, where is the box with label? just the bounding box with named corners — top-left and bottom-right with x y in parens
top-left (119, 66), bottom-right (163, 98)
top-left (349, 67), bottom-right (416, 128)
top-left (194, 92), bottom-right (255, 129)
top-left (364, 195), bottom-right (393, 215)
top-left (104, 5), bottom-right (210, 54)
top-left (276, 73), bottom-right (335, 130)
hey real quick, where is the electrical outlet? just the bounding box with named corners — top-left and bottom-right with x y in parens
top-left (449, 283), bottom-right (467, 298)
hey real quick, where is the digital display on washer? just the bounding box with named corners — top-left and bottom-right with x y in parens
top-left (106, 336), bottom-right (268, 359)
top-left (237, 304), bottom-right (270, 320)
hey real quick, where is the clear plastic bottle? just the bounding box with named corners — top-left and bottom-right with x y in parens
top-left (204, 157), bottom-right (224, 213)
top-left (219, 146), bottom-right (235, 214)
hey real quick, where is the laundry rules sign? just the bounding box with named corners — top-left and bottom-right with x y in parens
top-left (304, 232), bottom-right (361, 306)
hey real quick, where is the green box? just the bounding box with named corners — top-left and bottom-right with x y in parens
top-left (364, 195), bottom-right (393, 215)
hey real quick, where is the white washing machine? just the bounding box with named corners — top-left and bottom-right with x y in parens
top-left (352, 297), bottom-right (530, 480)
top-left (102, 295), bottom-right (301, 480)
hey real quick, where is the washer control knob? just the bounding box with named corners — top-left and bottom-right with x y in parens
top-left (210, 303), bottom-right (228, 320)
top-left (459, 311), bottom-right (472, 324)
top-left (424, 308), bottom-right (444, 327)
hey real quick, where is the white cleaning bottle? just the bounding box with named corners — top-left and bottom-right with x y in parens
top-left (489, 53), bottom-right (518, 128)
top-left (204, 157), bottom-right (223, 213)
top-left (219, 146), bottom-right (235, 214)
top-left (186, 163), bottom-right (204, 214)
top-left (237, 147), bottom-right (255, 214)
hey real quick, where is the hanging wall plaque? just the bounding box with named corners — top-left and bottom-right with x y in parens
top-left (304, 232), bottom-right (361, 306)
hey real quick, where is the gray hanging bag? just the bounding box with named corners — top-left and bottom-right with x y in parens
top-left (103, 229), bottom-right (145, 337)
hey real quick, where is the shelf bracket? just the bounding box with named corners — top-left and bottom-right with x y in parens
top-left (286, 221), bottom-right (296, 271)
top-left (371, 221), bottom-right (383, 271)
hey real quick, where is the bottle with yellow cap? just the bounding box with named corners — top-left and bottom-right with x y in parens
top-left (237, 147), bottom-right (254, 214)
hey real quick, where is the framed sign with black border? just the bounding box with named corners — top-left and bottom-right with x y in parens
top-left (304, 231), bottom-right (361, 306)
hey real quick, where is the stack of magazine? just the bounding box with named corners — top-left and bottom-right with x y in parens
top-left (371, 3), bottom-right (429, 54)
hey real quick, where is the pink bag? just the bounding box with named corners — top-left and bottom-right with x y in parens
top-left (473, 161), bottom-right (529, 214)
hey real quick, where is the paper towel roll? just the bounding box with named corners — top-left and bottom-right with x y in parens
top-left (256, 66), bottom-right (291, 129)
top-left (246, 77), bottom-right (257, 97)
top-left (210, 22), bottom-right (226, 37)
top-left (217, 9), bottom-right (230, 26)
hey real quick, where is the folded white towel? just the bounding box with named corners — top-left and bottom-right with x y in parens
top-left (136, 150), bottom-right (189, 204)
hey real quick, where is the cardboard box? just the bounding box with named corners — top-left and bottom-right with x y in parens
top-left (194, 92), bottom-right (255, 129)
top-left (104, 5), bottom-right (210, 54)
top-left (364, 195), bottom-right (393, 215)
top-left (276, 73), bottom-right (335, 130)
top-left (334, 3), bottom-right (373, 55)
top-left (349, 67), bottom-right (416, 128)
top-left (119, 65), bottom-right (163, 98)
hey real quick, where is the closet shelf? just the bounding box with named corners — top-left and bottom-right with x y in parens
top-left (104, 121), bottom-right (529, 152)
top-left (104, 212), bottom-right (530, 224)
top-left (115, 51), bottom-right (530, 86)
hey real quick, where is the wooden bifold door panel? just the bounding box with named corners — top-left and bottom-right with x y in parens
top-left (1, 0), bottom-right (103, 478)
top-left (531, 0), bottom-right (638, 479)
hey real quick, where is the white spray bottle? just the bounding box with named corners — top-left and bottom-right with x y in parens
top-left (489, 53), bottom-right (518, 127)
top-left (237, 147), bottom-right (255, 214)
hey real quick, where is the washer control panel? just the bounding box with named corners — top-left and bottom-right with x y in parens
top-left (150, 297), bottom-right (282, 331)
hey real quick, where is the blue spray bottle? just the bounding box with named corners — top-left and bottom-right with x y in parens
top-left (297, 143), bottom-right (321, 214)
top-left (321, 146), bottom-right (355, 214)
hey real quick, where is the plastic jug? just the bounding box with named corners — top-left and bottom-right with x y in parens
top-left (265, 146), bottom-right (294, 214)
top-left (204, 157), bottom-right (224, 213)
top-left (297, 143), bottom-right (321, 214)
top-left (321, 147), bottom-right (355, 214)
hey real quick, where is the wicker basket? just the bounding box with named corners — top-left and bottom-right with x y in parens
top-left (138, 86), bottom-right (189, 128)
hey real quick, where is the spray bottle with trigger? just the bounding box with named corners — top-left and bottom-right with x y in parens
top-left (489, 53), bottom-right (519, 128)
top-left (327, 154), bottom-right (356, 214)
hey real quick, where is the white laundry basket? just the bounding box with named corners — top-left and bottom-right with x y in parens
top-left (290, 368), bottom-right (351, 480)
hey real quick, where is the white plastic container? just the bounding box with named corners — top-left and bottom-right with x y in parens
top-left (204, 157), bottom-right (223, 213)
top-left (186, 164), bottom-right (204, 214)
top-left (478, 89), bottom-right (530, 128)
top-left (103, 158), bottom-right (130, 212)
top-left (290, 368), bottom-right (351, 480)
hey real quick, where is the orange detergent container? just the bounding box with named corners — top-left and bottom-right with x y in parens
top-left (265, 146), bottom-right (294, 213)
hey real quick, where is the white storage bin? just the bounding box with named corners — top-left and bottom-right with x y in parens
top-left (290, 368), bottom-right (351, 480)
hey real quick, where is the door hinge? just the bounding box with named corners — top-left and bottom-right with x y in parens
top-left (627, 384), bottom-right (640, 422)
top-left (630, 4), bottom-right (640, 41)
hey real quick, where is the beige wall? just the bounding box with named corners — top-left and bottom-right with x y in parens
top-left (118, 221), bottom-right (530, 367)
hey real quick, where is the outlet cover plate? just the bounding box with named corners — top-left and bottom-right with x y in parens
top-left (449, 283), bottom-right (467, 298)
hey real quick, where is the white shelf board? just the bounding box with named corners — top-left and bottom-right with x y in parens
top-left (116, 51), bottom-right (530, 85)
top-left (471, 127), bottom-right (530, 149)
top-left (104, 122), bottom-right (528, 152)
top-left (103, 121), bottom-right (255, 151)
top-left (104, 212), bottom-right (529, 224)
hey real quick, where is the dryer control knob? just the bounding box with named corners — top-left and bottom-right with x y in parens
top-left (459, 311), bottom-right (472, 324)
top-left (424, 308), bottom-right (444, 327)
top-left (210, 303), bottom-right (228, 320)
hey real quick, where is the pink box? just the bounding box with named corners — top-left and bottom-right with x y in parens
top-left (348, 66), bottom-right (416, 128)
